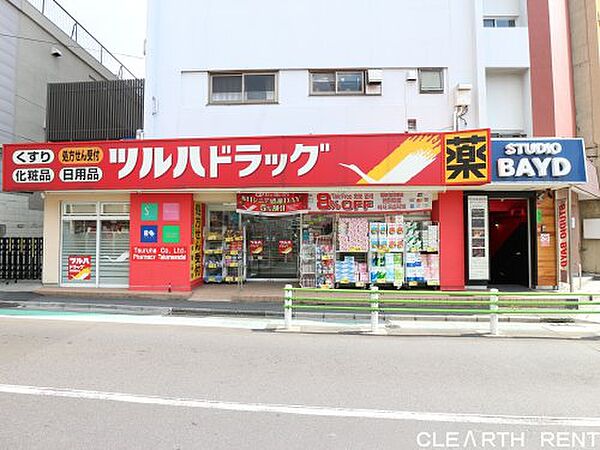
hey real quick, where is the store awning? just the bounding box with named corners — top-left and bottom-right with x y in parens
top-left (574, 159), bottom-right (600, 200)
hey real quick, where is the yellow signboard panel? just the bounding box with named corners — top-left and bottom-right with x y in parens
top-left (444, 130), bottom-right (490, 185)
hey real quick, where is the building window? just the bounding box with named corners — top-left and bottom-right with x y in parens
top-left (483, 17), bottom-right (517, 28)
top-left (419, 68), bottom-right (444, 94)
top-left (407, 118), bottom-right (417, 132)
top-left (210, 72), bottom-right (277, 104)
top-left (310, 71), bottom-right (365, 95)
top-left (61, 202), bottom-right (130, 287)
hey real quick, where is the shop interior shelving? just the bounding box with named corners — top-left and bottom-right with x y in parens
top-left (298, 214), bottom-right (440, 291)
top-left (204, 229), bottom-right (224, 283)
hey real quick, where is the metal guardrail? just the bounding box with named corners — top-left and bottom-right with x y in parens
top-left (283, 285), bottom-right (600, 335)
top-left (27, 0), bottom-right (137, 79)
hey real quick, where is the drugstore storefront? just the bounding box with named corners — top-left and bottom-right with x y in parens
top-left (2, 130), bottom-right (491, 292)
top-left (208, 191), bottom-right (441, 288)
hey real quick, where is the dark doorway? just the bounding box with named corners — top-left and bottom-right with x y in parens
top-left (488, 198), bottom-right (529, 286)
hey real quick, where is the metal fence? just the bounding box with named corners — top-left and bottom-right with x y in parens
top-left (0, 238), bottom-right (43, 281)
top-left (46, 79), bottom-right (144, 141)
top-left (27, 0), bottom-right (137, 79)
top-left (283, 286), bottom-right (600, 335)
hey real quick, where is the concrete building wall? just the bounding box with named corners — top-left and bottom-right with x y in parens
top-left (0, 0), bottom-right (116, 237)
top-left (144, 0), bottom-right (533, 139)
top-left (570, 0), bottom-right (600, 273)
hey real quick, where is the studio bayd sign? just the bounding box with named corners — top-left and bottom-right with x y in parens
top-left (492, 138), bottom-right (587, 183)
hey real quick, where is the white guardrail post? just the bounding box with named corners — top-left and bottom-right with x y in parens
top-left (490, 288), bottom-right (499, 336)
top-left (370, 286), bottom-right (380, 332)
top-left (284, 284), bottom-right (293, 330)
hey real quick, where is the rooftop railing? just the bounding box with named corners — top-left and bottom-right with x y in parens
top-left (27, 0), bottom-right (138, 79)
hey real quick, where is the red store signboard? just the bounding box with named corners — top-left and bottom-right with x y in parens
top-left (2, 131), bottom-right (491, 192)
top-left (237, 193), bottom-right (308, 215)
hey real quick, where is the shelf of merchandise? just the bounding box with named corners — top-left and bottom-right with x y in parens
top-left (315, 235), bottom-right (335, 289)
top-left (223, 231), bottom-right (245, 284)
top-left (299, 243), bottom-right (317, 288)
top-left (204, 228), bottom-right (245, 284)
top-left (204, 231), bottom-right (224, 283)
top-left (404, 220), bottom-right (440, 288)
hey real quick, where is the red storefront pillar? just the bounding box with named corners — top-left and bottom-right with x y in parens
top-left (129, 193), bottom-right (194, 292)
top-left (433, 191), bottom-right (465, 291)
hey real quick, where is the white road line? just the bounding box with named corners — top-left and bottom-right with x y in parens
top-left (0, 384), bottom-right (599, 427)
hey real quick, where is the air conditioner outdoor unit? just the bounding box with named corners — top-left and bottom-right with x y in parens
top-left (406, 70), bottom-right (418, 82)
top-left (367, 69), bottom-right (383, 83)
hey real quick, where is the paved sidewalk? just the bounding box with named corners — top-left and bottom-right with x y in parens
top-left (0, 290), bottom-right (283, 317)
top-left (2, 278), bottom-right (600, 323)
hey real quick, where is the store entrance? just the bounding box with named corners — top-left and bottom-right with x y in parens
top-left (488, 198), bottom-right (529, 286)
top-left (245, 215), bottom-right (300, 279)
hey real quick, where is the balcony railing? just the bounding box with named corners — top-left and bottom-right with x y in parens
top-left (27, 0), bottom-right (138, 79)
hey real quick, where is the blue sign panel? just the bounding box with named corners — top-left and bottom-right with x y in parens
top-left (140, 225), bottom-right (158, 243)
top-left (492, 138), bottom-right (586, 183)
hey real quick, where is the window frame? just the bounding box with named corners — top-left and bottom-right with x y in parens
top-left (309, 70), bottom-right (366, 96)
top-left (208, 71), bottom-right (278, 105)
top-left (418, 68), bottom-right (445, 94)
top-left (60, 201), bottom-right (131, 288)
top-left (483, 17), bottom-right (517, 28)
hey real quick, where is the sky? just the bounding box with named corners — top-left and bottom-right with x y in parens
top-left (56, 0), bottom-right (147, 78)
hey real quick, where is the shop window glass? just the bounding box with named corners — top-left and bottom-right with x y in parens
top-left (101, 203), bottom-right (130, 216)
top-left (209, 209), bottom-right (240, 231)
top-left (61, 202), bottom-right (130, 287)
top-left (64, 203), bottom-right (97, 216)
top-left (98, 220), bottom-right (130, 286)
top-left (61, 220), bottom-right (97, 285)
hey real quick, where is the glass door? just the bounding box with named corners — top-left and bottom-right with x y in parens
top-left (98, 220), bottom-right (130, 286)
top-left (61, 220), bottom-right (98, 285)
top-left (245, 215), bottom-right (300, 279)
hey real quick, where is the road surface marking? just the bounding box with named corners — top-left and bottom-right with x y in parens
top-left (0, 384), bottom-right (599, 427)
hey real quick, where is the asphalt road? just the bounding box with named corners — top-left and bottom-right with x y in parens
top-left (1, 316), bottom-right (600, 449)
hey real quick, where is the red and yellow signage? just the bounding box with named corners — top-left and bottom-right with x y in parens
top-left (278, 240), bottom-right (294, 255)
top-left (237, 193), bottom-right (308, 214)
top-left (2, 131), bottom-right (490, 192)
top-left (249, 240), bottom-right (264, 255)
top-left (67, 255), bottom-right (92, 281)
top-left (444, 129), bottom-right (490, 185)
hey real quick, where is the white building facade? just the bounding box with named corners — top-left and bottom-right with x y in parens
top-left (144, 0), bottom-right (535, 139)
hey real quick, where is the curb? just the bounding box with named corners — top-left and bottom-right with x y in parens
top-left (0, 300), bottom-right (588, 324)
